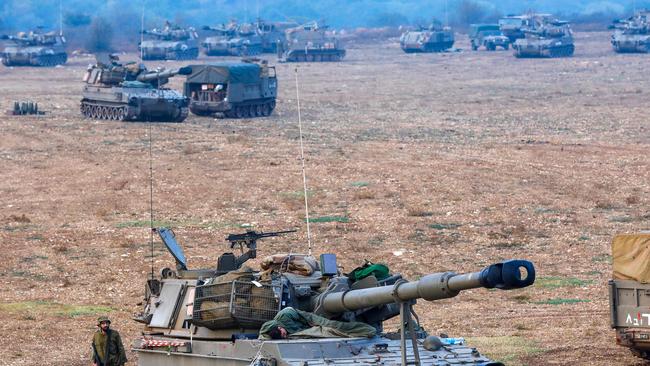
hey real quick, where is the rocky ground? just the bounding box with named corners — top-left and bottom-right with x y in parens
top-left (0, 31), bottom-right (649, 365)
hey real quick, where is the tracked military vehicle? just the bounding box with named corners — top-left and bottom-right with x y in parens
top-left (131, 226), bottom-right (536, 366)
top-left (0, 30), bottom-right (67, 67)
top-left (469, 24), bottom-right (510, 50)
top-left (255, 19), bottom-right (298, 53)
top-left (610, 9), bottom-right (650, 53)
top-left (184, 60), bottom-right (277, 118)
top-left (400, 21), bottom-right (455, 53)
top-left (140, 21), bottom-right (199, 60)
top-left (278, 21), bottom-right (345, 62)
top-left (80, 54), bottom-right (190, 122)
top-left (513, 19), bottom-right (574, 58)
top-left (202, 22), bottom-right (263, 56)
top-left (498, 14), bottom-right (552, 43)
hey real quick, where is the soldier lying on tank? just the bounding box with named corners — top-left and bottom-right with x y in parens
top-left (259, 307), bottom-right (376, 339)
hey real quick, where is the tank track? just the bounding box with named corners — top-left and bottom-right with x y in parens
top-left (80, 101), bottom-right (188, 123)
top-left (286, 52), bottom-right (344, 62)
top-left (2, 53), bottom-right (67, 67)
top-left (222, 100), bottom-right (276, 119)
top-left (236, 45), bottom-right (262, 56)
top-left (402, 41), bottom-right (454, 53)
top-left (514, 44), bottom-right (574, 58)
top-left (174, 48), bottom-right (199, 60)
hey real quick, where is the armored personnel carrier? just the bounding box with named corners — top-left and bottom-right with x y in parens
top-left (254, 19), bottom-right (298, 53)
top-left (140, 21), bottom-right (199, 60)
top-left (278, 21), bottom-right (345, 62)
top-left (610, 9), bottom-right (650, 53)
top-left (512, 19), bottom-right (574, 58)
top-left (610, 233), bottom-right (650, 360)
top-left (80, 54), bottom-right (191, 122)
top-left (0, 29), bottom-right (67, 67)
top-left (400, 21), bottom-right (455, 53)
top-left (469, 24), bottom-right (510, 50)
top-left (131, 226), bottom-right (536, 366)
top-left (184, 60), bottom-right (277, 118)
top-left (202, 22), bottom-right (263, 56)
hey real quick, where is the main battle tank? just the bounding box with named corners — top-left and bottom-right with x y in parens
top-left (202, 22), bottom-right (263, 56)
top-left (277, 21), bottom-right (345, 62)
top-left (498, 14), bottom-right (552, 43)
top-left (140, 21), bottom-right (199, 60)
top-left (400, 21), bottom-right (455, 53)
top-left (0, 30), bottom-right (67, 67)
top-left (610, 9), bottom-right (650, 53)
top-left (132, 227), bottom-right (536, 366)
top-left (513, 20), bottom-right (574, 58)
top-left (80, 54), bottom-right (191, 122)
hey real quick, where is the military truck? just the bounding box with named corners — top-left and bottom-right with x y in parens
top-left (610, 9), bottom-right (650, 53)
top-left (184, 60), bottom-right (277, 118)
top-left (131, 226), bottom-right (536, 366)
top-left (469, 24), bottom-right (510, 50)
top-left (80, 54), bottom-right (190, 122)
top-left (140, 21), bottom-right (199, 60)
top-left (254, 19), bottom-right (299, 53)
top-left (202, 22), bottom-right (263, 56)
top-left (498, 13), bottom-right (552, 43)
top-left (399, 21), bottom-right (455, 53)
top-left (278, 21), bottom-right (345, 62)
top-left (0, 29), bottom-right (67, 67)
top-left (513, 19), bottom-right (575, 58)
top-left (610, 233), bottom-right (650, 360)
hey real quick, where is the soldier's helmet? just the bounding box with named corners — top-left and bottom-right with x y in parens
top-left (97, 316), bottom-right (111, 325)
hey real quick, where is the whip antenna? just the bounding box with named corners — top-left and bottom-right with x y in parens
top-left (140, 2), bottom-right (145, 60)
top-left (148, 124), bottom-right (155, 279)
top-left (294, 67), bottom-right (312, 255)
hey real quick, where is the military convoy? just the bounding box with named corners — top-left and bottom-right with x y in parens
top-left (512, 18), bottom-right (575, 58)
top-left (0, 29), bottom-right (67, 67)
top-left (610, 9), bottom-right (650, 53)
top-left (140, 21), bottom-right (199, 60)
top-left (80, 54), bottom-right (190, 122)
top-left (469, 24), bottom-right (510, 50)
top-left (184, 60), bottom-right (277, 118)
top-left (131, 227), bottom-right (535, 365)
top-left (400, 21), bottom-right (455, 53)
top-left (277, 21), bottom-right (345, 62)
top-left (202, 22), bottom-right (263, 56)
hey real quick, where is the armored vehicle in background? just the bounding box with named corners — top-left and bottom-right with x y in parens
top-left (131, 226), bottom-right (536, 366)
top-left (0, 30), bottom-right (67, 66)
top-left (202, 22), bottom-right (263, 56)
top-left (254, 19), bottom-right (298, 53)
top-left (184, 60), bottom-right (277, 118)
top-left (469, 24), bottom-right (510, 50)
top-left (140, 21), bottom-right (199, 60)
top-left (513, 19), bottom-right (574, 58)
top-left (610, 9), bottom-right (650, 53)
top-left (400, 21), bottom-right (455, 53)
top-left (80, 54), bottom-right (190, 122)
top-left (278, 21), bottom-right (345, 62)
top-left (610, 233), bottom-right (650, 360)
top-left (498, 13), bottom-right (552, 43)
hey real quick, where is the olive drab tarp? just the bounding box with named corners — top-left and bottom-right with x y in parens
top-left (259, 307), bottom-right (376, 339)
top-left (186, 63), bottom-right (261, 84)
top-left (612, 233), bottom-right (650, 283)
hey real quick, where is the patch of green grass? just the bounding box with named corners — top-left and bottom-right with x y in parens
top-left (585, 270), bottom-right (602, 276)
top-left (116, 219), bottom-right (233, 229)
top-left (491, 241), bottom-right (525, 249)
top-left (21, 255), bottom-right (48, 263)
top-left (609, 215), bottom-right (633, 223)
top-left (534, 207), bottom-right (557, 214)
top-left (10, 271), bottom-right (47, 280)
top-left (466, 336), bottom-right (543, 366)
top-left (350, 181), bottom-right (370, 187)
top-left (116, 220), bottom-right (176, 228)
top-left (592, 254), bottom-right (612, 263)
top-left (280, 190), bottom-right (314, 199)
top-left (429, 223), bottom-right (462, 230)
top-left (26, 235), bottom-right (43, 241)
top-left (306, 216), bottom-right (349, 223)
top-left (534, 298), bottom-right (591, 305)
top-left (0, 301), bottom-right (113, 317)
top-left (578, 235), bottom-right (590, 241)
top-left (535, 276), bottom-right (594, 288)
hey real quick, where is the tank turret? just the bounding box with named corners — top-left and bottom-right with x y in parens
top-left (610, 9), bottom-right (650, 53)
top-left (139, 21), bottom-right (199, 60)
top-left (201, 22), bottom-right (263, 56)
top-left (0, 29), bottom-right (67, 67)
top-left (512, 17), bottom-right (574, 58)
top-left (131, 226), bottom-right (535, 366)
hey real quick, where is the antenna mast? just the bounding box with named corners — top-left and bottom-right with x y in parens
top-left (294, 68), bottom-right (312, 255)
top-left (140, 1), bottom-right (146, 60)
top-left (59, 0), bottom-right (63, 36)
top-left (148, 124), bottom-right (155, 279)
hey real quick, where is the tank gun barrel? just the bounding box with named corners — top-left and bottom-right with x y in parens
top-left (136, 66), bottom-right (192, 82)
top-left (321, 260), bottom-right (535, 313)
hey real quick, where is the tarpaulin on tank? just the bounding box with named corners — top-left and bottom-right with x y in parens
top-left (612, 233), bottom-right (650, 282)
top-left (186, 63), bottom-right (260, 84)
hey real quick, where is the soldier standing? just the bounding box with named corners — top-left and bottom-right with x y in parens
top-left (91, 316), bottom-right (127, 366)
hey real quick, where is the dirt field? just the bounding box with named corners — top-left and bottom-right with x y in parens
top-left (1, 31), bottom-right (649, 365)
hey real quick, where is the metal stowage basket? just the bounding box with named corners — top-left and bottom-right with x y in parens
top-left (193, 280), bottom-right (280, 330)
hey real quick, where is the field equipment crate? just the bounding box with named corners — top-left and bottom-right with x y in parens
top-left (193, 280), bottom-right (280, 329)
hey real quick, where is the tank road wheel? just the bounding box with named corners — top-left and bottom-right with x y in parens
top-left (305, 54), bottom-right (314, 62)
top-left (235, 106), bottom-right (245, 118)
top-left (90, 105), bottom-right (97, 119)
top-left (255, 104), bottom-right (263, 117)
top-left (261, 103), bottom-right (271, 116)
top-left (248, 105), bottom-right (257, 117)
top-left (116, 107), bottom-right (125, 121)
top-left (269, 100), bottom-right (276, 113)
top-left (110, 107), bottom-right (118, 120)
top-left (102, 106), bottom-right (110, 120)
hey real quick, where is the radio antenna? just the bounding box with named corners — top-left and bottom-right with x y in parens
top-left (58, 0), bottom-right (63, 36)
top-left (148, 123), bottom-right (155, 279)
top-left (140, 1), bottom-right (146, 60)
top-left (294, 67), bottom-right (312, 255)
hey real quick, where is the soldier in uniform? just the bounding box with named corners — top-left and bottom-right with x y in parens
top-left (259, 307), bottom-right (376, 339)
top-left (91, 316), bottom-right (127, 366)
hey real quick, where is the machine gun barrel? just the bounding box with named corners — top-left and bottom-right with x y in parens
top-left (226, 229), bottom-right (297, 246)
top-left (136, 66), bottom-right (192, 82)
top-left (321, 260), bottom-right (535, 313)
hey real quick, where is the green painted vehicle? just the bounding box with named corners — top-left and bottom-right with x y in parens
top-left (0, 30), bottom-right (67, 67)
top-left (469, 24), bottom-right (510, 51)
top-left (610, 9), bottom-right (650, 53)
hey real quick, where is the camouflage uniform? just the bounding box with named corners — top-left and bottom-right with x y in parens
top-left (259, 307), bottom-right (376, 339)
top-left (91, 317), bottom-right (127, 366)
